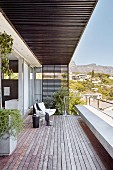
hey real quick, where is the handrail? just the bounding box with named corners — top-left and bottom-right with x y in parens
top-left (88, 97), bottom-right (113, 119)
top-left (99, 99), bottom-right (113, 105)
top-left (90, 105), bottom-right (113, 119)
top-left (102, 105), bottom-right (113, 110)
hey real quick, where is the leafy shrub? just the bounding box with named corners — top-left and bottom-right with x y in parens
top-left (0, 109), bottom-right (23, 138)
top-left (52, 87), bottom-right (69, 115)
top-left (69, 92), bottom-right (85, 115)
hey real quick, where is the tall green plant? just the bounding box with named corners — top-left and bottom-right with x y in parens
top-left (0, 32), bottom-right (13, 75)
top-left (0, 109), bottom-right (23, 138)
top-left (52, 87), bottom-right (69, 114)
top-left (0, 32), bottom-right (13, 108)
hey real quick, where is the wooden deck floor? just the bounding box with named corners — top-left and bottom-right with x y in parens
top-left (0, 115), bottom-right (113, 170)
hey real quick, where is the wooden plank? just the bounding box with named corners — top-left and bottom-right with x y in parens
top-left (35, 127), bottom-right (51, 170)
top-left (66, 116), bottom-right (86, 170)
top-left (51, 116), bottom-right (58, 170)
top-left (61, 142), bottom-right (67, 170)
top-left (47, 117), bottom-right (56, 170)
top-left (63, 116), bottom-right (76, 170)
top-left (42, 116), bottom-right (55, 170)
top-left (57, 116), bottom-right (62, 170)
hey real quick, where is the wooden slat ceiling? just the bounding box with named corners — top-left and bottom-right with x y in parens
top-left (0, 0), bottom-right (98, 65)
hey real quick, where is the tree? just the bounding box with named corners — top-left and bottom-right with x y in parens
top-left (69, 81), bottom-right (85, 92)
top-left (91, 69), bottom-right (95, 78)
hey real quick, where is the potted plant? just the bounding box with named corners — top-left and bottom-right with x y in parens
top-left (0, 109), bottom-right (23, 155)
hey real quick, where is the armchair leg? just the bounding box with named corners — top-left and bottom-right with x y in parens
top-left (45, 113), bottom-right (50, 126)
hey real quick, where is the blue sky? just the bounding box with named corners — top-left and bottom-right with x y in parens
top-left (72, 0), bottom-right (113, 66)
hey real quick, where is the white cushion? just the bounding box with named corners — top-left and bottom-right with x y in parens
top-left (38, 102), bottom-right (45, 113)
top-left (34, 102), bottom-right (56, 116)
top-left (34, 103), bottom-right (44, 116)
top-left (45, 109), bottom-right (56, 116)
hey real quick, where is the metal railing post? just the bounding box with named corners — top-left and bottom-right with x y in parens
top-left (64, 96), bottom-right (67, 116)
top-left (86, 96), bottom-right (87, 105)
top-left (89, 97), bottom-right (91, 105)
top-left (97, 99), bottom-right (99, 109)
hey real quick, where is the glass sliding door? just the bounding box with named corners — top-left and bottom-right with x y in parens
top-left (42, 65), bottom-right (69, 101)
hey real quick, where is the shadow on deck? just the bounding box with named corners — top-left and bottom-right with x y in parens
top-left (0, 115), bottom-right (113, 170)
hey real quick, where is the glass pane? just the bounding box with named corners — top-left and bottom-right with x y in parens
top-left (36, 73), bottom-right (42, 79)
top-left (10, 73), bottom-right (18, 79)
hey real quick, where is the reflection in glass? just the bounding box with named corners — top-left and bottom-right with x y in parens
top-left (42, 65), bottom-right (68, 101)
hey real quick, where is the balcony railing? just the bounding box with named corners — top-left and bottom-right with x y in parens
top-left (86, 97), bottom-right (113, 118)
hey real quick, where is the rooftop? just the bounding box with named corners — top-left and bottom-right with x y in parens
top-left (0, 115), bottom-right (113, 170)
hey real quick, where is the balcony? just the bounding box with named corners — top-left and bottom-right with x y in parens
top-left (0, 115), bottom-right (113, 170)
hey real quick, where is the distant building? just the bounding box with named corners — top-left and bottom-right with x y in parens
top-left (84, 93), bottom-right (102, 100)
top-left (92, 80), bottom-right (101, 84)
top-left (69, 72), bottom-right (91, 81)
top-left (92, 88), bottom-right (98, 92)
top-left (109, 76), bottom-right (113, 80)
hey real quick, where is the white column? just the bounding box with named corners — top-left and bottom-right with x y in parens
top-left (33, 67), bottom-right (35, 103)
top-left (18, 58), bottom-right (24, 114)
top-left (23, 62), bottom-right (29, 113)
top-left (28, 65), bottom-right (30, 107)
top-left (28, 66), bottom-right (34, 107)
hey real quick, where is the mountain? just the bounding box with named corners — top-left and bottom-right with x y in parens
top-left (69, 60), bottom-right (113, 76)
